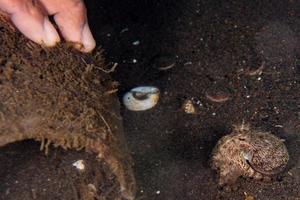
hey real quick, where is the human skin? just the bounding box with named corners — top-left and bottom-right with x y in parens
top-left (0, 0), bottom-right (95, 52)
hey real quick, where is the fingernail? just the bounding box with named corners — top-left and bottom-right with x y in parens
top-left (43, 18), bottom-right (60, 47)
top-left (80, 23), bottom-right (96, 52)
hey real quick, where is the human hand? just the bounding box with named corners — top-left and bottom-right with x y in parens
top-left (0, 0), bottom-right (95, 52)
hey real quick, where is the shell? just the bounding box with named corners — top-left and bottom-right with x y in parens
top-left (123, 86), bottom-right (160, 111)
top-left (182, 97), bottom-right (202, 114)
top-left (211, 124), bottom-right (289, 185)
top-left (182, 99), bottom-right (196, 114)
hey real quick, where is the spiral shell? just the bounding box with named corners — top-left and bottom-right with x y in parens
top-left (211, 124), bottom-right (289, 185)
top-left (123, 86), bottom-right (160, 111)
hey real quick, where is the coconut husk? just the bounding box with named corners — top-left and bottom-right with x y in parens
top-left (0, 18), bottom-right (136, 199)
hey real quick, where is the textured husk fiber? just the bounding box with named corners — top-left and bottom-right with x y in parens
top-left (0, 20), bottom-right (136, 199)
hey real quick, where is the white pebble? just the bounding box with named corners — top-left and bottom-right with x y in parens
top-left (132, 40), bottom-right (140, 45)
top-left (184, 61), bottom-right (193, 65)
top-left (120, 28), bottom-right (129, 33)
top-left (72, 160), bottom-right (85, 171)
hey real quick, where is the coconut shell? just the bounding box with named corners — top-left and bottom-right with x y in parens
top-left (0, 19), bottom-right (136, 199)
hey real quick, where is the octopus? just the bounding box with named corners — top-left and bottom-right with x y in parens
top-left (211, 123), bottom-right (289, 186)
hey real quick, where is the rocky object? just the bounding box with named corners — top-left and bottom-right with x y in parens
top-left (211, 124), bottom-right (289, 186)
top-left (0, 19), bottom-right (136, 199)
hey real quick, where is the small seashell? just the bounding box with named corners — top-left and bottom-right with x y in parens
top-left (123, 86), bottom-right (160, 111)
top-left (206, 86), bottom-right (230, 103)
top-left (211, 123), bottom-right (289, 186)
top-left (182, 97), bottom-right (202, 114)
top-left (182, 99), bottom-right (196, 114)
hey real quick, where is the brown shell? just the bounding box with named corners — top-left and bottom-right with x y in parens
top-left (211, 124), bottom-right (289, 185)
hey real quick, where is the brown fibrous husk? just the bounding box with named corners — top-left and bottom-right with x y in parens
top-left (0, 19), bottom-right (136, 199)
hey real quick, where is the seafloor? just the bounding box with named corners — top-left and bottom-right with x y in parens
top-left (0, 0), bottom-right (300, 199)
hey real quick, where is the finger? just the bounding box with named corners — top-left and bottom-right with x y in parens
top-left (40, 0), bottom-right (96, 52)
top-left (0, 0), bottom-right (60, 46)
